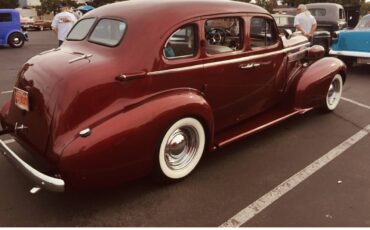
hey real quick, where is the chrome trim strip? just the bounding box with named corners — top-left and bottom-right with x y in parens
top-left (218, 108), bottom-right (313, 147)
top-left (0, 140), bottom-right (65, 193)
top-left (329, 50), bottom-right (370, 58)
top-left (148, 43), bottom-right (310, 76)
top-left (39, 48), bottom-right (60, 55)
top-left (148, 64), bottom-right (204, 76)
top-left (68, 54), bottom-right (93, 64)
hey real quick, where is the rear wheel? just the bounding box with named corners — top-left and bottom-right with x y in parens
top-left (156, 117), bottom-right (206, 182)
top-left (322, 74), bottom-right (343, 112)
top-left (8, 33), bottom-right (24, 48)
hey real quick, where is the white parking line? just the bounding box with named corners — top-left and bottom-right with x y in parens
top-left (341, 97), bottom-right (370, 110)
top-left (0, 90), bottom-right (13, 95)
top-left (2, 139), bottom-right (15, 144)
top-left (220, 124), bottom-right (370, 227)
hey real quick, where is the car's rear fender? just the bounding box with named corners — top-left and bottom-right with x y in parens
top-left (294, 57), bottom-right (346, 110)
top-left (58, 89), bottom-right (214, 189)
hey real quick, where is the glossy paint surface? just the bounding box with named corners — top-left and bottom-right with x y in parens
top-left (331, 15), bottom-right (370, 53)
top-left (0, 0), bottom-right (346, 190)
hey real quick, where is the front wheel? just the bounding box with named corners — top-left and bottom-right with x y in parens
top-left (8, 33), bottom-right (24, 48)
top-left (322, 74), bottom-right (343, 112)
top-left (156, 117), bottom-right (206, 182)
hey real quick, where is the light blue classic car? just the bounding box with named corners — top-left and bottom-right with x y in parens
top-left (330, 14), bottom-right (370, 67)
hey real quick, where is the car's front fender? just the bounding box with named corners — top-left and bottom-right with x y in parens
top-left (58, 89), bottom-right (214, 189)
top-left (294, 57), bottom-right (346, 110)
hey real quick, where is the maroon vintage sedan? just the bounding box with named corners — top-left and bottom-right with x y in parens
top-left (0, 0), bottom-right (346, 193)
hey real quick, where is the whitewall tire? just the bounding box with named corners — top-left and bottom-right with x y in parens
top-left (324, 74), bottom-right (343, 112)
top-left (157, 117), bottom-right (205, 180)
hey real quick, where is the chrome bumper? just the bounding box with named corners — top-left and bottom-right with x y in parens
top-left (329, 50), bottom-right (370, 58)
top-left (0, 139), bottom-right (65, 192)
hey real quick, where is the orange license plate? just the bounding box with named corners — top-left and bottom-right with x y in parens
top-left (14, 87), bottom-right (29, 111)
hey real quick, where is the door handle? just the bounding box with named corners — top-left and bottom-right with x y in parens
top-left (115, 71), bottom-right (146, 82)
top-left (239, 63), bottom-right (260, 69)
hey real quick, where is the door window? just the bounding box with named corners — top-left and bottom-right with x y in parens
top-left (250, 17), bottom-right (278, 49)
top-left (164, 25), bottom-right (197, 59)
top-left (204, 17), bottom-right (243, 55)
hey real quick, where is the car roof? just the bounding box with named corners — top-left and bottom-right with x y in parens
top-left (89, 0), bottom-right (268, 21)
top-left (0, 9), bottom-right (19, 14)
top-left (306, 3), bottom-right (344, 10)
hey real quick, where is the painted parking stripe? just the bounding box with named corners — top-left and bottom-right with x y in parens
top-left (2, 139), bottom-right (15, 144)
top-left (220, 124), bottom-right (370, 227)
top-left (341, 97), bottom-right (370, 110)
top-left (0, 90), bottom-right (13, 95)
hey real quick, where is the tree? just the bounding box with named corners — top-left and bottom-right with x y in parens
top-left (36, 0), bottom-right (77, 16)
top-left (91, 0), bottom-right (123, 7)
top-left (360, 2), bottom-right (370, 15)
top-left (283, 0), bottom-right (363, 7)
top-left (0, 0), bottom-right (18, 9)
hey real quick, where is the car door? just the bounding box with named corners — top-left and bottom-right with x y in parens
top-left (238, 15), bottom-right (286, 120)
top-left (202, 15), bottom-right (286, 132)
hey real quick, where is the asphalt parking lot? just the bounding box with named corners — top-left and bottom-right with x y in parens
top-left (0, 31), bottom-right (369, 227)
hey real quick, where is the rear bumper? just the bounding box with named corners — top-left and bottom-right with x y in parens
top-left (0, 139), bottom-right (65, 192)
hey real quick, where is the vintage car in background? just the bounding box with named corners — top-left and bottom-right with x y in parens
top-left (306, 3), bottom-right (347, 35)
top-left (272, 13), bottom-right (331, 54)
top-left (0, 9), bottom-right (28, 48)
top-left (330, 14), bottom-right (370, 67)
top-left (21, 17), bottom-right (52, 31)
top-left (0, 0), bottom-right (346, 193)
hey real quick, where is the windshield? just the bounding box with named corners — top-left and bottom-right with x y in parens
top-left (356, 16), bottom-right (370, 29)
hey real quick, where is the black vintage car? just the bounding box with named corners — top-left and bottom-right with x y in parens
top-left (273, 13), bottom-right (331, 54)
top-left (306, 3), bottom-right (347, 35)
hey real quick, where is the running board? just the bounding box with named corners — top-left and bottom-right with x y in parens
top-left (215, 107), bottom-right (313, 148)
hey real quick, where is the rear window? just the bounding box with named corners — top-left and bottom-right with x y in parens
top-left (0, 13), bottom-right (12, 22)
top-left (274, 16), bottom-right (294, 26)
top-left (309, 8), bottom-right (326, 17)
top-left (89, 19), bottom-right (126, 47)
top-left (67, 18), bottom-right (96, 40)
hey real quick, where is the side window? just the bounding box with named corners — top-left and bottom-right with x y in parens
top-left (0, 13), bottom-right (12, 22)
top-left (250, 17), bottom-right (278, 49)
top-left (205, 17), bottom-right (243, 55)
top-left (339, 9), bottom-right (345, 20)
top-left (164, 25), bottom-right (197, 59)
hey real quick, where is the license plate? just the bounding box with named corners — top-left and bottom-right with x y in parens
top-left (14, 87), bottom-right (29, 111)
top-left (357, 57), bottom-right (370, 64)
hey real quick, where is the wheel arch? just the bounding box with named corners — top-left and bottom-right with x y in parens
top-left (294, 57), bottom-right (346, 110)
top-left (58, 88), bottom-right (215, 189)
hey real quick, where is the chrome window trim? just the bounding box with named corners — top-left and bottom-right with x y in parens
top-left (148, 42), bottom-right (310, 76)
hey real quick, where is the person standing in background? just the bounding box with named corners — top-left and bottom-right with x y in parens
top-left (294, 4), bottom-right (317, 41)
top-left (51, 3), bottom-right (77, 46)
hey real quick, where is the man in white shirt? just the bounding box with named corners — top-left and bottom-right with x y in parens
top-left (51, 3), bottom-right (77, 46)
top-left (294, 4), bottom-right (317, 40)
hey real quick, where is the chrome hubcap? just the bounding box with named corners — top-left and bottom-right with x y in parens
top-left (164, 126), bottom-right (199, 170)
top-left (13, 37), bottom-right (20, 44)
top-left (327, 78), bottom-right (341, 106)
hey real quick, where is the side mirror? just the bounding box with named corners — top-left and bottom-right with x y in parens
top-left (307, 45), bottom-right (325, 60)
top-left (284, 29), bottom-right (293, 39)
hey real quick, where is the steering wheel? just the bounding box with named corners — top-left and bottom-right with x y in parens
top-left (206, 28), bottom-right (227, 45)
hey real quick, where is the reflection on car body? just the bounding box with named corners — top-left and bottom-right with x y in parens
top-left (0, 0), bottom-right (346, 193)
